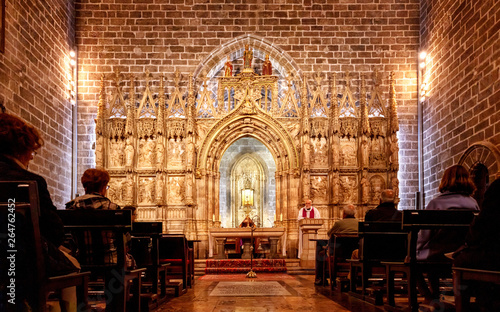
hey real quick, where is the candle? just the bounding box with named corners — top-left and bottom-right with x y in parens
top-left (219, 214), bottom-right (222, 222)
top-left (280, 213), bottom-right (283, 221)
top-left (212, 214), bottom-right (215, 222)
top-left (274, 212), bottom-right (276, 221)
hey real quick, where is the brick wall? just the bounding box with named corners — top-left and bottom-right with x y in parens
top-left (75, 0), bottom-right (421, 209)
top-left (420, 0), bottom-right (500, 202)
top-left (0, 0), bottom-right (76, 207)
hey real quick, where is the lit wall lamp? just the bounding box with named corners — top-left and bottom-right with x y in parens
top-left (68, 49), bottom-right (77, 105)
top-left (419, 51), bottom-right (428, 103)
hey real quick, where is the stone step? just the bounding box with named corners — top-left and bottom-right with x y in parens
top-left (194, 258), bottom-right (313, 275)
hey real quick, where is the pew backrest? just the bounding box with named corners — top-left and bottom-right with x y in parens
top-left (357, 221), bottom-right (407, 262)
top-left (401, 209), bottom-right (479, 263)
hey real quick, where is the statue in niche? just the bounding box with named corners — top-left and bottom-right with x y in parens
top-left (224, 56), bottom-right (233, 77)
top-left (360, 171), bottom-right (369, 204)
top-left (332, 173), bottom-right (340, 204)
top-left (243, 44), bottom-right (253, 69)
top-left (302, 173), bottom-right (310, 199)
top-left (262, 54), bottom-right (272, 75)
top-left (123, 176), bottom-right (134, 204)
top-left (156, 142), bottom-right (164, 168)
top-left (109, 140), bottom-right (123, 167)
top-left (389, 135), bottom-right (399, 165)
top-left (125, 137), bottom-right (134, 168)
top-left (361, 136), bottom-right (369, 168)
top-left (169, 177), bottom-right (185, 204)
top-left (370, 176), bottom-right (385, 204)
top-left (143, 179), bottom-right (155, 203)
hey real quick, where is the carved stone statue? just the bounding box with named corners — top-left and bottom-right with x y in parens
top-left (360, 171), bottom-right (369, 204)
top-left (243, 44), bottom-right (253, 69)
top-left (361, 136), bottom-right (369, 168)
top-left (262, 54), bottom-right (272, 75)
top-left (224, 56), bottom-right (233, 77)
top-left (95, 136), bottom-right (104, 167)
top-left (125, 137), bottom-right (134, 168)
top-left (123, 176), bottom-right (134, 204)
top-left (332, 173), bottom-right (340, 204)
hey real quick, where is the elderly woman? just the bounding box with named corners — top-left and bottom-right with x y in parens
top-left (0, 113), bottom-right (79, 310)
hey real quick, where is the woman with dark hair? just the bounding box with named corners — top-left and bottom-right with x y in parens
top-left (0, 113), bottom-right (79, 311)
top-left (416, 164), bottom-right (479, 304)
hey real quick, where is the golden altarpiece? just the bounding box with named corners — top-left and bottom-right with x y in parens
top-left (94, 51), bottom-right (400, 259)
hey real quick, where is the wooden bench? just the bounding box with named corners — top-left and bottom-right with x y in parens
top-left (328, 233), bottom-right (359, 291)
top-left (453, 267), bottom-right (500, 311)
top-left (0, 181), bottom-right (90, 312)
top-left (383, 209), bottom-right (478, 312)
top-left (57, 209), bottom-right (146, 312)
top-left (131, 221), bottom-right (168, 306)
top-left (348, 221), bottom-right (407, 305)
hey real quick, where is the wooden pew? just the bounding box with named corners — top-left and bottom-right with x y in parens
top-left (130, 221), bottom-right (168, 307)
top-left (328, 233), bottom-right (359, 290)
top-left (158, 234), bottom-right (190, 295)
top-left (0, 181), bottom-right (90, 312)
top-left (348, 221), bottom-right (407, 305)
top-left (57, 209), bottom-right (146, 312)
top-left (453, 267), bottom-right (500, 311)
top-left (384, 209), bottom-right (478, 312)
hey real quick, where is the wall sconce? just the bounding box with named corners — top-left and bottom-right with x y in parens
top-left (68, 49), bottom-right (77, 105)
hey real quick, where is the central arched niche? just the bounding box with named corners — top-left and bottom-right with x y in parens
top-left (219, 137), bottom-right (276, 228)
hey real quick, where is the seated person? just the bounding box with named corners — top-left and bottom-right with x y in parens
top-left (0, 113), bottom-right (79, 311)
top-left (453, 177), bottom-right (500, 311)
top-left (416, 165), bottom-right (479, 304)
top-left (365, 189), bottom-right (401, 221)
top-left (66, 168), bottom-right (120, 210)
top-left (66, 168), bottom-right (120, 264)
top-left (327, 205), bottom-right (358, 237)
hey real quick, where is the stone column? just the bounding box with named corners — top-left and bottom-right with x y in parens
top-left (214, 238), bottom-right (226, 259)
top-left (298, 219), bottom-right (323, 268)
top-left (268, 237), bottom-right (280, 259)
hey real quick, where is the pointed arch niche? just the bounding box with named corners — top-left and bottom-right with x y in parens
top-left (219, 137), bottom-right (276, 228)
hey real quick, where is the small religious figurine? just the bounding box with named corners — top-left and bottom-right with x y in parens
top-left (243, 44), bottom-right (253, 69)
top-left (262, 54), bottom-right (272, 75)
top-left (224, 56), bottom-right (233, 77)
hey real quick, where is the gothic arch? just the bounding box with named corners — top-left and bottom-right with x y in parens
top-left (194, 34), bottom-right (302, 80)
top-left (458, 141), bottom-right (500, 181)
top-left (196, 105), bottom-right (300, 175)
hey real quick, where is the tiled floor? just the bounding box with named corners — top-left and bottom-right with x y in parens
top-left (155, 274), bottom-right (384, 312)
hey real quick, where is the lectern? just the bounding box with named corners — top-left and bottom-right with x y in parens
top-left (298, 218), bottom-right (323, 268)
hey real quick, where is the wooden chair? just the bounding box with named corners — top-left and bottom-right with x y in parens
top-left (57, 209), bottom-right (146, 312)
top-left (130, 221), bottom-right (168, 306)
top-left (0, 181), bottom-right (90, 312)
top-left (453, 267), bottom-right (500, 312)
top-left (348, 221), bottom-right (407, 304)
top-left (159, 234), bottom-right (190, 294)
top-left (328, 233), bottom-right (359, 290)
top-left (383, 209), bottom-right (478, 312)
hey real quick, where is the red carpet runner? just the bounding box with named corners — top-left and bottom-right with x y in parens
top-left (205, 259), bottom-right (287, 274)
